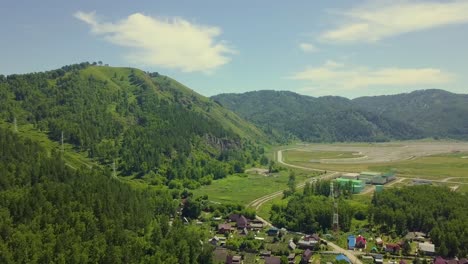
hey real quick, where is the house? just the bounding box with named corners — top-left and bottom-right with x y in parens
top-left (265, 256), bottom-right (281, 264)
top-left (348, 235), bottom-right (356, 250)
top-left (267, 227), bottom-right (279, 236)
top-left (288, 240), bottom-right (297, 250)
top-left (374, 254), bottom-right (384, 264)
top-left (336, 254), bottom-right (351, 264)
top-left (249, 220), bottom-right (264, 230)
top-left (418, 242), bottom-right (435, 256)
top-left (226, 255), bottom-right (242, 264)
top-left (385, 243), bottom-right (401, 254)
top-left (237, 215), bottom-right (249, 229)
top-left (297, 239), bottom-right (318, 249)
top-left (341, 172), bottom-right (360, 180)
top-left (218, 223), bottom-right (233, 234)
top-left (301, 249), bottom-right (313, 264)
top-left (288, 253), bottom-right (295, 264)
top-left (356, 235), bottom-right (367, 249)
top-left (260, 251), bottom-right (272, 257)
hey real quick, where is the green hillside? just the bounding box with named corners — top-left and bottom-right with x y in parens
top-left (353, 89), bottom-right (468, 140)
top-left (0, 63), bottom-right (265, 187)
top-left (0, 126), bottom-right (213, 263)
top-left (213, 90), bottom-right (420, 142)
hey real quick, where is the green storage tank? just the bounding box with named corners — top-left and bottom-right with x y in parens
top-left (375, 185), bottom-right (384, 193)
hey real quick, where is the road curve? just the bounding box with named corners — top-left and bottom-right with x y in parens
top-left (248, 149), bottom-right (362, 264)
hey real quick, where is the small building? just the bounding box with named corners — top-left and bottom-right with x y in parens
top-left (336, 178), bottom-right (365, 193)
top-left (288, 253), bottom-right (295, 264)
top-left (249, 220), bottom-right (264, 230)
top-left (374, 254), bottom-right (384, 264)
top-left (218, 223), bottom-right (233, 234)
top-left (226, 255), bottom-right (242, 264)
top-left (375, 237), bottom-right (383, 246)
top-left (336, 254), bottom-right (351, 264)
top-left (418, 242), bottom-right (435, 256)
top-left (341, 172), bottom-right (360, 180)
top-left (298, 234), bottom-right (320, 249)
top-left (405, 231), bottom-right (427, 242)
top-left (301, 249), bottom-right (312, 264)
top-left (240, 227), bottom-right (249, 236)
top-left (356, 235), bottom-right (367, 249)
top-left (209, 236), bottom-right (227, 247)
top-left (359, 171), bottom-right (382, 183)
top-left (288, 240), bottom-right (297, 250)
top-left (383, 172), bottom-right (396, 182)
top-left (375, 185), bottom-right (384, 193)
top-left (372, 176), bottom-right (387, 185)
top-left (265, 256), bottom-right (281, 264)
top-left (260, 251), bottom-right (272, 257)
top-left (267, 227), bottom-right (279, 236)
top-left (348, 235), bottom-right (356, 250)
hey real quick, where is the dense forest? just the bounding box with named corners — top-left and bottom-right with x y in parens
top-left (270, 180), bottom-right (355, 233)
top-left (213, 89), bottom-right (468, 142)
top-left (0, 63), bottom-right (265, 187)
top-left (0, 127), bottom-right (214, 263)
top-left (353, 89), bottom-right (468, 140)
top-left (369, 186), bottom-right (468, 258)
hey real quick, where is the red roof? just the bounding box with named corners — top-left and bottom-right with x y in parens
top-left (356, 235), bottom-right (367, 244)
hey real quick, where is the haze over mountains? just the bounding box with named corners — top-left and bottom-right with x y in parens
top-left (213, 89), bottom-right (468, 142)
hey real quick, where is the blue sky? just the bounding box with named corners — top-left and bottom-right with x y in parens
top-left (1, 0), bottom-right (468, 98)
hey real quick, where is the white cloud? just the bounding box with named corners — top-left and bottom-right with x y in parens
top-left (320, 0), bottom-right (468, 43)
top-left (290, 60), bottom-right (454, 90)
top-left (299, 43), bottom-right (319, 52)
top-left (74, 11), bottom-right (235, 72)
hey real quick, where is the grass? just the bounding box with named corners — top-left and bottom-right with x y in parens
top-left (284, 149), bottom-right (364, 161)
top-left (256, 195), bottom-right (290, 220)
top-left (283, 150), bottom-right (468, 180)
top-left (193, 170), bottom-right (318, 205)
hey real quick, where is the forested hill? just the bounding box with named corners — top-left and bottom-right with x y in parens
top-left (212, 90), bottom-right (419, 142)
top-left (0, 126), bottom-right (213, 263)
top-left (353, 89), bottom-right (468, 140)
top-left (0, 63), bottom-right (265, 187)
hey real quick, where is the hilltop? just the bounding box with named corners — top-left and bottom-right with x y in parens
top-left (0, 63), bottom-right (265, 186)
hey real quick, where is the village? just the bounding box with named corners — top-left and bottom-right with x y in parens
top-left (200, 208), bottom-right (462, 264)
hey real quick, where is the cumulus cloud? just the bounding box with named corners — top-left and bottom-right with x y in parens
top-left (290, 60), bottom-right (454, 90)
top-left (74, 11), bottom-right (235, 72)
top-left (320, 1), bottom-right (468, 43)
top-left (299, 43), bottom-right (319, 52)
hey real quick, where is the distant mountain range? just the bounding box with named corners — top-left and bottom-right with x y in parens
top-left (212, 89), bottom-right (468, 142)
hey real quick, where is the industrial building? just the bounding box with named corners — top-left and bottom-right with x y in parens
top-left (335, 178), bottom-right (365, 194)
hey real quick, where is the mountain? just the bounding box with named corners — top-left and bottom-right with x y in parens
top-left (0, 63), bottom-right (265, 186)
top-left (353, 89), bottom-right (468, 140)
top-left (212, 90), bottom-right (420, 142)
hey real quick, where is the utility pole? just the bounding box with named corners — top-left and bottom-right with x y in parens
top-left (112, 160), bottom-right (117, 178)
top-left (330, 182), bottom-right (339, 233)
top-left (61, 131), bottom-right (64, 153)
top-left (13, 117), bottom-right (17, 132)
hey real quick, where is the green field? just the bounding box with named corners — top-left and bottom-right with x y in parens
top-left (283, 151), bottom-right (468, 180)
top-left (193, 170), bottom-right (318, 205)
top-left (283, 149), bottom-right (364, 160)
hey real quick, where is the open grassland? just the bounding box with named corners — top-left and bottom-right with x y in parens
top-left (285, 153), bottom-right (468, 180)
top-left (193, 170), bottom-right (318, 205)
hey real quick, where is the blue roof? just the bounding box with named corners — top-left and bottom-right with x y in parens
top-left (347, 235), bottom-right (356, 248)
top-left (336, 254), bottom-right (351, 263)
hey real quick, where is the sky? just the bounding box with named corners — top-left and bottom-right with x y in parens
top-left (1, 0), bottom-right (468, 98)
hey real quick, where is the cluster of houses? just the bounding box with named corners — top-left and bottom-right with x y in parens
top-left (347, 232), bottom-right (436, 256)
top-left (214, 213), bottom-right (323, 264)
